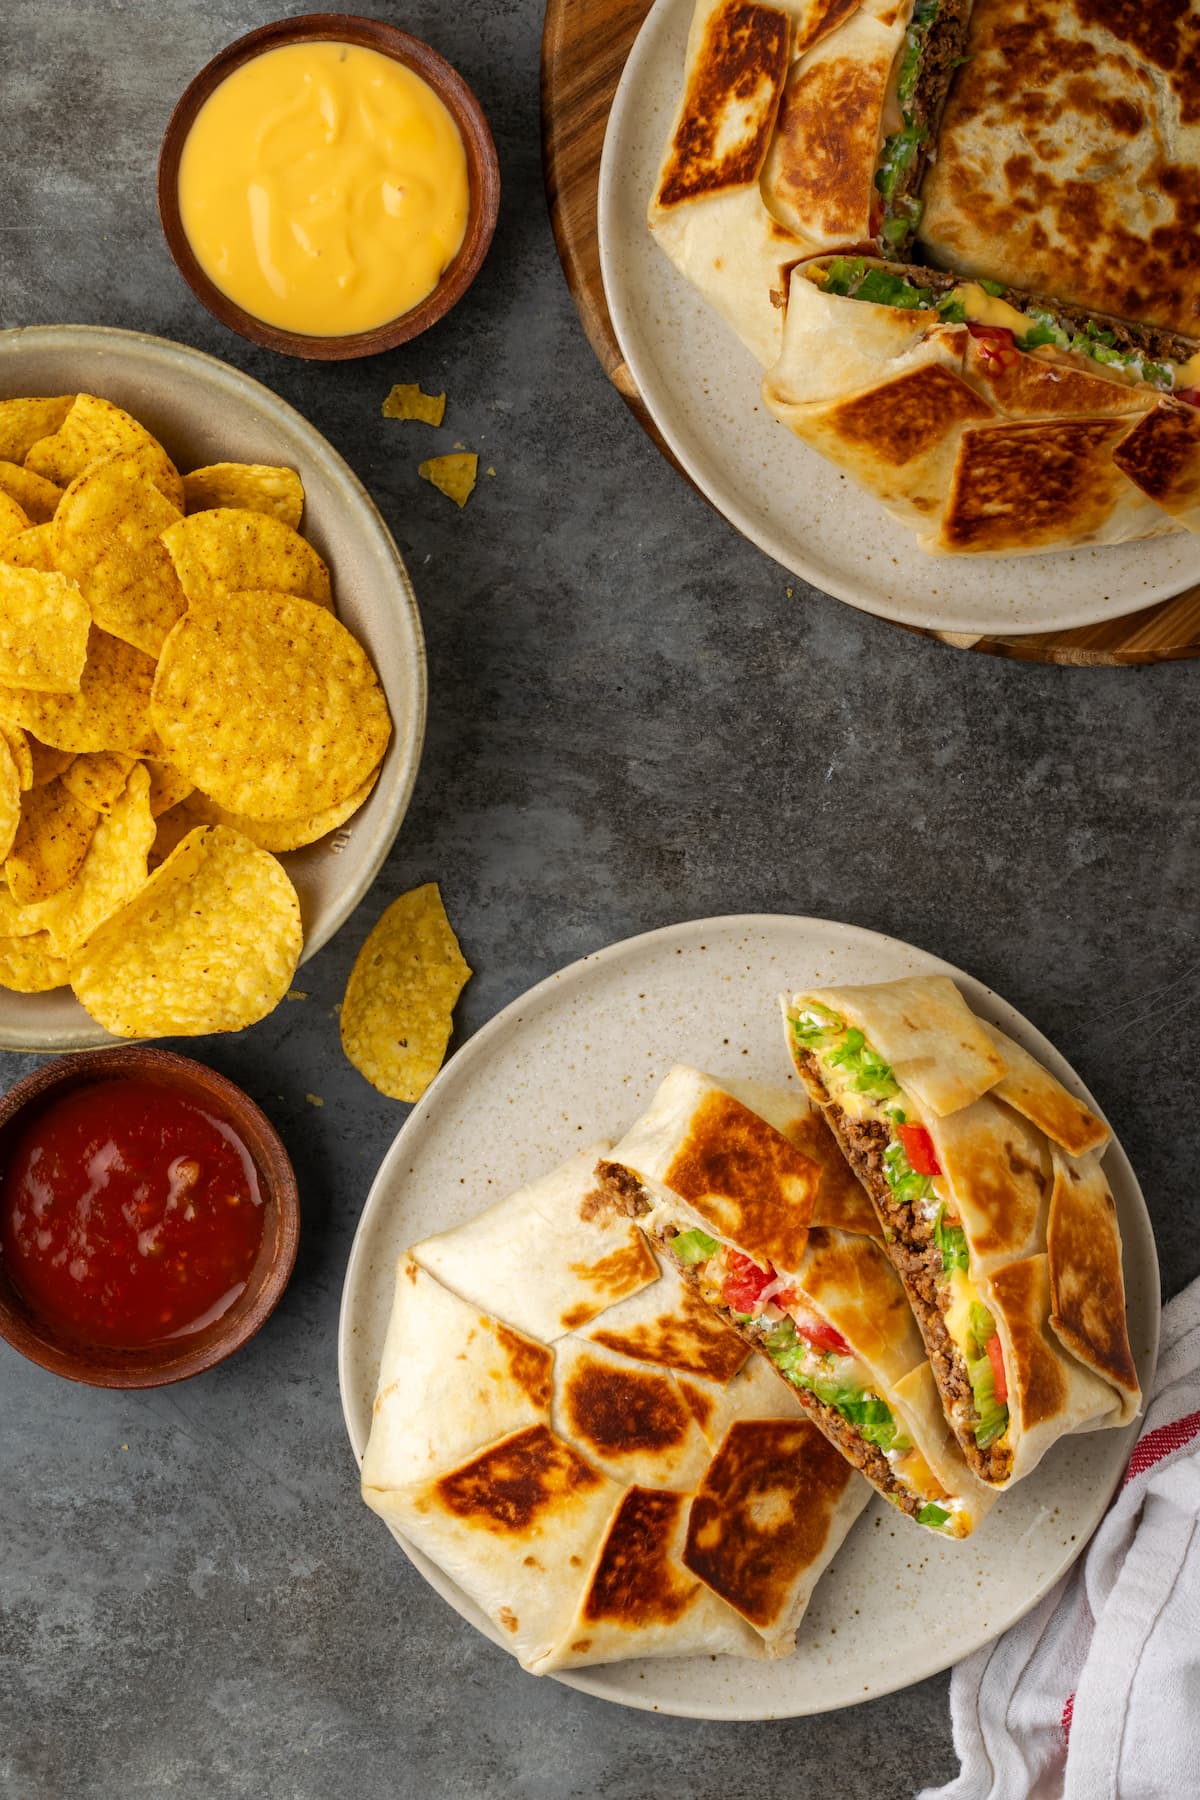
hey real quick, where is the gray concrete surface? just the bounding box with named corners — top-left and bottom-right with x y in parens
top-left (1, 3), bottom-right (1197, 1796)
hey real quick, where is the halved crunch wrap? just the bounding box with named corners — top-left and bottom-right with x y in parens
top-left (597, 1069), bottom-right (994, 1536)
top-left (763, 256), bottom-right (1200, 555)
top-left (361, 1144), bottom-right (869, 1671)
top-left (782, 977), bottom-right (1140, 1489)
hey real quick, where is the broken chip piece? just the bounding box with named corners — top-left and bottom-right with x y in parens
top-left (6, 778), bottom-right (99, 904)
top-left (419, 452), bottom-right (477, 508)
top-left (0, 567), bottom-right (90, 694)
top-left (341, 882), bottom-right (471, 1102)
top-left (383, 383), bottom-right (447, 426)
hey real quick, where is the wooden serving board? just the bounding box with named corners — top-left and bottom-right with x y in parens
top-left (541, 0), bottom-right (1200, 665)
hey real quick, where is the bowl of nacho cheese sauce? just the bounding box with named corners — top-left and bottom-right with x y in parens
top-left (0, 1048), bottom-right (298, 1387)
top-left (158, 15), bottom-right (500, 359)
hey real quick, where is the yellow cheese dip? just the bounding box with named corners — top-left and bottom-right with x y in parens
top-left (177, 41), bottom-right (469, 337)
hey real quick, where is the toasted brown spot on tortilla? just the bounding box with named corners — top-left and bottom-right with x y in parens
top-left (656, 0), bottom-right (791, 209)
top-left (831, 365), bottom-right (992, 468)
top-left (567, 1236), bottom-right (659, 1302)
top-left (677, 1379), bottom-right (716, 1434)
top-left (563, 1358), bottom-right (693, 1460)
top-left (497, 1607), bottom-right (518, 1633)
top-left (589, 1280), bottom-right (750, 1383)
top-left (662, 1090), bottom-right (820, 1272)
top-left (941, 417), bottom-right (1130, 553)
top-left (1047, 1155), bottom-right (1139, 1399)
top-left (495, 1325), bottom-right (554, 1410)
top-left (583, 1488), bottom-right (698, 1626)
top-left (1113, 401), bottom-right (1200, 509)
top-left (764, 53), bottom-right (888, 240)
top-left (683, 1420), bottom-right (854, 1629)
top-left (435, 1425), bottom-right (603, 1534)
top-left (570, 1638), bottom-right (592, 1653)
top-left (989, 1256), bottom-right (1069, 1430)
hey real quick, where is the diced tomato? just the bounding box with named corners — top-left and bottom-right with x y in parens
top-left (986, 1331), bottom-right (1008, 1403)
top-left (722, 1250), bottom-right (775, 1314)
top-left (793, 1313), bottom-right (851, 1356)
top-left (1176, 387), bottom-right (1200, 407)
top-left (896, 1122), bottom-right (942, 1177)
top-left (968, 321), bottom-right (1020, 369)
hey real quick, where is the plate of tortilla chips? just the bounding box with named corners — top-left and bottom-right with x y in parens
top-left (0, 325), bottom-right (426, 1050)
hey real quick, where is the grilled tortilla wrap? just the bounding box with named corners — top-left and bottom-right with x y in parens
top-left (597, 1067), bottom-right (994, 1536)
top-left (782, 977), bottom-right (1140, 1490)
top-left (917, 0), bottom-right (1200, 341)
top-left (648, 0), bottom-right (973, 366)
top-left (362, 1147), bottom-right (868, 1670)
top-left (763, 255), bottom-right (1200, 554)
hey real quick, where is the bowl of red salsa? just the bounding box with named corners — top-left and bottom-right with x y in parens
top-left (0, 1048), bottom-right (299, 1387)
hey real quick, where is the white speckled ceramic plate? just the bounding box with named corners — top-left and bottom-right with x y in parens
top-left (597, 0), bottom-right (1200, 637)
top-left (0, 325), bottom-right (426, 1051)
top-left (338, 914), bottom-right (1159, 1719)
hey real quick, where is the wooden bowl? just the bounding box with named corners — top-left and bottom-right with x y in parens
top-left (0, 1048), bottom-right (299, 1388)
top-left (157, 14), bottom-right (501, 360)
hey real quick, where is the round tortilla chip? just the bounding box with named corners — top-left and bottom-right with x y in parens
top-left (183, 764), bottom-right (380, 851)
top-left (54, 454), bottom-right (186, 656)
top-left (70, 824), bottom-right (302, 1038)
top-left (25, 395), bottom-right (184, 508)
top-left (0, 461), bottom-right (62, 524)
top-left (182, 463), bottom-right (304, 530)
top-left (160, 509), bottom-right (332, 608)
top-left (0, 932), bottom-right (69, 992)
top-left (0, 566), bottom-right (90, 693)
top-left (0, 396), bottom-right (73, 464)
top-left (2, 627), bottom-right (156, 754)
top-left (1, 524), bottom-right (56, 572)
top-left (6, 777), bottom-right (99, 903)
top-left (340, 883), bottom-right (472, 1102)
top-left (150, 592), bottom-right (391, 820)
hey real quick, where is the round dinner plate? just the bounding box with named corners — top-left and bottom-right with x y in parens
top-left (0, 325), bottom-right (426, 1052)
top-left (338, 913), bottom-right (1159, 1720)
top-left (596, 0), bottom-right (1200, 638)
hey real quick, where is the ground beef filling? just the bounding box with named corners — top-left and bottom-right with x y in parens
top-left (797, 1054), bottom-right (1012, 1486)
top-left (593, 1165), bottom-right (931, 1519)
top-left (887, 0), bottom-right (975, 243)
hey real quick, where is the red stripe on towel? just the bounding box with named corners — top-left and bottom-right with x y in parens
top-left (1124, 1409), bottom-right (1200, 1486)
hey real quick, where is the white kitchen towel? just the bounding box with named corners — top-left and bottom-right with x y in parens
top-left (919, 1274), bottom-right (1200, 1800)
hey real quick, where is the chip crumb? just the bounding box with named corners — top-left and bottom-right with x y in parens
top-left (786, 586), bottom-right (794, 597)
top-left (419, 453), bottom-right (477, 509)
top-left (382, 383), bottom-right (446, 427)
top-left (486, 466), bottom-right (496, 477)
top-left (286, 988), bottom-right (309, 1001)
top-left (121, 1443), bottom-right (128, 1451)
top-left (305, 1092), bottom-right (324, 1107)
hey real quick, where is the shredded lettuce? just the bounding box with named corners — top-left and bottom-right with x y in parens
top-left (968, 1352), bottom-right (1009, 1449)
top-left (763, 1322), bottom-right (909, 1452)
top-left (978, 278), bottom-right (1006, 297)
top-left (822, 255), bottom-right (867, 297)
top-left (933, 1204), bottom-right (969, 1272)
top-left (883, 1135), bottom-right (934, 1208)
top-left (937, 295), bottom-right (968, 323)
top-left (896, 0), bottom-right (939, 106)
top-left (853, 266), bottom-right (930, 309)
top-left (875, 124), bottom-right (927, 205)
top-left (789, 1002), bottom-right (846, 1047)
top-left (917, 1502), bottom-right (951, 1527)
top-left (968, 1301), bottom-right (997, 1357)
top-left (670, 1227), bottom-right (718, 1266)
top-left (825, 1027), bottom-right (900, 1099)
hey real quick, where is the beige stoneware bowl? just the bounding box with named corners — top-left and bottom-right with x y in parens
top-left (0, 324), bottom-right (426, 1052)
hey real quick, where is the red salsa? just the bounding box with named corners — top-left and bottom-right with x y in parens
top-left (1, 1078), bottom-right (264, 1348)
